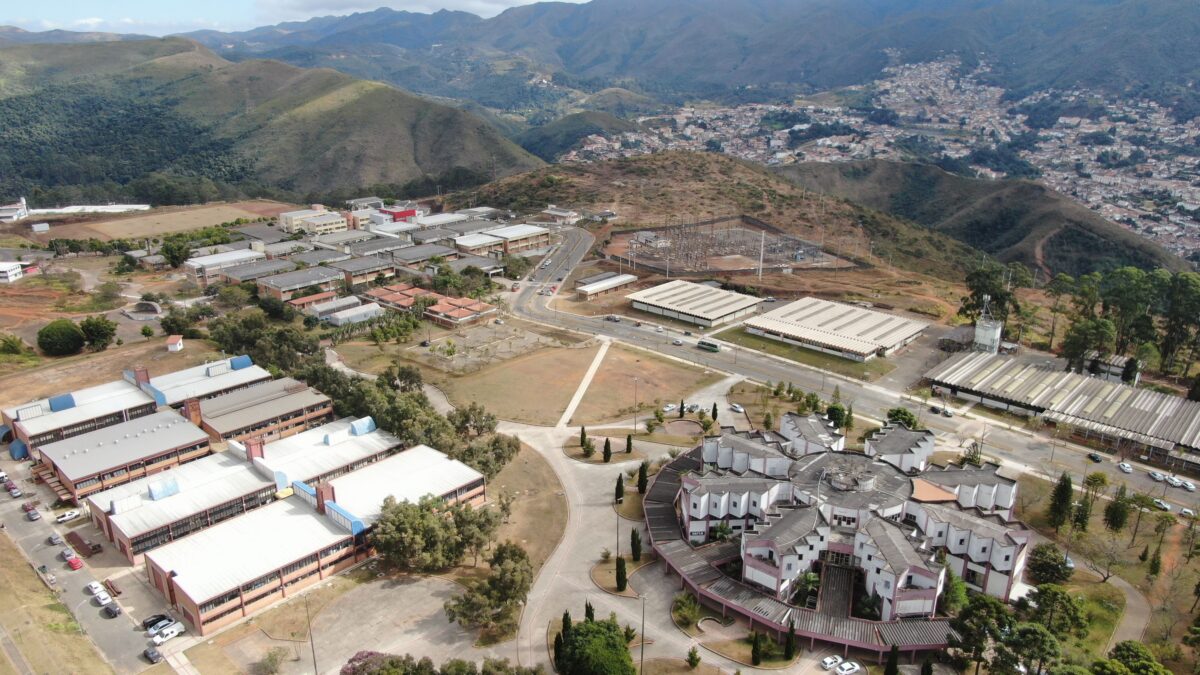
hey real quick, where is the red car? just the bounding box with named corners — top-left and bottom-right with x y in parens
top-left (4, 481), bottom-right (15, 491)
top-left (20, 502), bottom-right (35, 512)
top-left (66, 558), bottom-right (83, 571)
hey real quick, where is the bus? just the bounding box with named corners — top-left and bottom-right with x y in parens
top-left (697, 339), bottom-right (721, 353)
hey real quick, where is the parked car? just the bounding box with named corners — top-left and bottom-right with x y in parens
top-left (47, 533), bottom-right (62, 546)
top-left (1183, 480), bottom-right (1197, 492)
top-left (146, 618), bottom-right (174, 637)
top-left (764, 296), bottom-right (777, 302)
top-left (66, 558), bottom-right (83, 571)
top-left (1087, 452), bottom-right (1103, 463)
top-left (143, 647), bottom-right (164, 664)
top-left (0, 470), bottom-right (8, 482)
top-left (8, 488), bottom-right (22, 498)
top-left (3, 481), bottom-right (14, 491)
top-left (655, 325), bottom-right (664, 333)
top-left (821, 656), bottom-right (844, 670)
top-left (86, 581), bottom-right (104, 595)
top-left (61, 548), bottom-right (75, 561)
top-left (1182, 508), bottom-right (1196, 518)
top-left (152, 623), bottom-right (185, 645)
top-left (730, 403), bottom-right (745, 414)
top-left (1149, 471), bottom-right (1166, 482)
top-left (93, 591), bottom-right (112, 607)
top-left (686, 404), bottom-right (700, 413)
top-left (837, 662), bottom-right (862, 675)
top-left (103, 604), bottom-right (122, 618)
top-left (26, 509), bottom-right (40, 521)
top-left (1167, 475), bottom-right (1184, 488)
top-left (930, 405), bottom-right (943, 414)
top-left (662, 404), bottom-right (678, 413)
top-left (55, 510), bottom-right (80, 524)
top-left (142, 614), bottom-right (170, 631)
top-left (20, 502), bottom-right (35, 512)
top-left (1153, 498), bottom-right (1172, 511)
top-left (672, 338), bottom-right (683, 346)
top-left (941, 408), bottom-right (954, 418)
top-left (1117, 462), bottom-right (1133, 473)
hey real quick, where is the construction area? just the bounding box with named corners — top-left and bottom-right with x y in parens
top-left (605, 217), bottom-right (840, 276)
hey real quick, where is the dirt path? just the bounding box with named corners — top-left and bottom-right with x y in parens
top-left (1031, 229), bottom-right (1056, 281)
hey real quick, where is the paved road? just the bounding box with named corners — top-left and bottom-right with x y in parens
top-left (512, 228), bottom-right (1199, 515)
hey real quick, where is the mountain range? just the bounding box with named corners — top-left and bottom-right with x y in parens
top-left (0, 38), bottom-right (541, 205)
top-left (156, 0), bottom-right (1200, 117)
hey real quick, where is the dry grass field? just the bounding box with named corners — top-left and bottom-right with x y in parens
top-left (26, 201), bottom-right (293, 242)
top-left (571, 346), bottom-right (723, 425)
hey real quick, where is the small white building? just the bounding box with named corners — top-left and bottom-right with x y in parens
top-left (540, 205), bottom-right (581, 225)
top-left (0, 262), bottom-right (24, 283)
top-left (166, 335), bottom-right (184, 353)
top-left (29, 222), bottom-right (49, 234)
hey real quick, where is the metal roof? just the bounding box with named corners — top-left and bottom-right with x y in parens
top-left (348, 239), bottom-right (409, 256)
top-left (288, 249), bottom-right (350, 266)
top-left (328, 445), bottom-right (483, 527)
top-left (455, 233), bottom-right (503, 248)
top-left (925, 352), bottom-right (1200, 450)
top-left (86, 451), bottom-right (274, 538)
top-left (626, 280), bottom-right (762, 321)
top-left (4, 380), bottom-right (154, 438)
top-left (219, 259), bottom-right (297, 282)
top-left (485, 224), bottom-right (548, 240)
top-left (392, 244), bottom-right (456, 262)
top-left (184, 249), bottom-right (264, 271)
top-left (577, 274), bottom-right (638, 295)
top-left (745, 298), bottom-right (928, 357)
top-left (254, 417), bottom-right (404, 487)
top-left (416, 213), bottom-right (468, 228)
top-left (146, 357), bottom-right (272, 407)
top-left (257, 267), bottom-right (343, 291)
top-left (327, 256), bottom-right (394, 274)
top-left (39, 411), bottom-right (209, 482)
top-left (145, 496), bottom-right (349, 604)
top-left (198, 379), bottom-right (330, 437)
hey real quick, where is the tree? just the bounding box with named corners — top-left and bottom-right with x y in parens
top-left (750, 631), bottom-right (763, 666)
top-left (37, 319), bottom-right (85, 355)
top-left (886, 407), bottom-right (919, 428)
top-left (453, 504), bottom-right (501, 567)
top-left (625, 434), bottom-right (633, 454)
top-left (79, 315), bottom-right (118, 351)
top-left (452, 434), bottom-right (520, 479)
top-left (373, 495), bottom-right (467, 571)
top-left (444, 542), bottom-right (532, 635)
top-left (1048, 472), bottom-right (1075, 533)
top-left (1078, 531), bottom-right (1128, 582)
top-left (614, 474), bottom-right (625, 504)
top-left (615, 556), bottom-right (628, 592)
top-left (1089, 660), bottom-right (1133, 675)
top-left (582, 439), bottom-right (595, 458)
top-left (1128, 493), bottom-right (1156, 543)
top-left (763, 410), bottom-right (774, 431)
top-left (630, 529), bottom-right (642, 562)
top-left (140, 325), bottom-right (154, 339)
top-left (253, 647), bottom-right (288, 675)
top-left (1138, 545), bottom-right (1149, 563)
top-left (941, 565), bottom-right (968, 615)
top-left (562, 610), bottom-right (573, 646)
top-left (1028, 584), bottom-right (1087, 637)
top-left (921, 657), bottom-right (934, 675)
top-left (1109, 641), bottom-right (1170, 675)
top-left (447, 402), bottom-right (498, 439)
top-left (959, 262), bottom-right (1025, 323)
top-left (949, 591), bottom-right (1013, 675)
top-left (1193, 578), bottom-right (1200, 611)
top-left (711, 522), bottom-right (732, 542)
top-left (1148, 545), bottom-right (1162, 577)
top-left (584, 600), bottom-right (594, 622)
top-left (1061, 317), bottom-right (1117, 372)
top-left (825, 403), bottom-right (847, 429)
top-left (998, 622), bottom-right (1059, 675)
top-left (1072, 497), bottom-right (1091, 532)
top-left (1045, 272), bottom-right (1075, 351)
top-left (784, 621), bottom-right (796, 660)
top-left (883, 645), bottom-right (899, 675)
top-left (580, 426), bottom-right (588, 449)
top-left (160, 239), bottom-right (191, 267)
top-left (1028, 543), bottom-right (1073, 584)
top-left (711, 402), bottom-right (718, 422)
top-left (1104, 485), bottom-right (1130, 531)
top-left (556, 613), bottom-right (634, 675)
top-left (1084, 471), bottom-right (1109, 504)
top-left (637, 461), bottom-right (649, 495)
top-left (678, 399), bottom-right (685, 419)
top-left (1153, 512), bottom-right (1175, 545)
top-left (845, 405), bottom-right (854, 432)
top-left (686, 646), bottom-right (701, 669)
top-left (602, 438), bottom-right (612, 463)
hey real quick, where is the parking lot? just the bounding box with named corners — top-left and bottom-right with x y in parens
top-left (0, 454), bottom-right (178, 673)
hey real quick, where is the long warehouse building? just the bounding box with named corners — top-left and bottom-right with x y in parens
top-left (925, 352), bottom-right (1200, 459)
top-left (144, 445), bottom-right (484, 635)
top-left (745, 297), bottom-right (928, 362)
top-left (625, 279), bottom-right (762, 327)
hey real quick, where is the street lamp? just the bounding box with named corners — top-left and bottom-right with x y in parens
top-left (639, 593), bottom-right (646, 675)
top-left (633, 377), bottom-right (640, 432)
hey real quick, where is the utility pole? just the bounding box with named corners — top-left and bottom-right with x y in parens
top-left (758, 230), bottom-right (765, 281)
top-left (639, 593), bottom-right (646, 674)
top-left (305, 595), bottom-right (318, 674)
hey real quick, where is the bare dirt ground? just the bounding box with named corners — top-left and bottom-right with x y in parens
top-left (12, 200), bottom-right (294, 243)
top-left (0, 340), bottom-right (220, 409)
top-left (571, 346), bottom-right (724, 425)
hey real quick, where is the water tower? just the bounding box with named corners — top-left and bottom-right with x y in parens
top-left (973, 294), bottom-right (1003, 355)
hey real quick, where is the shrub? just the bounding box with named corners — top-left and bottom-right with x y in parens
top-left (37, 319), bottom-right (85, 356)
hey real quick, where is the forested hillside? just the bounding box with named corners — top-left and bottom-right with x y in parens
top-left (0, 38), bottom-right (542, 206)
top-left (517, 112), bottom-right (638, 161)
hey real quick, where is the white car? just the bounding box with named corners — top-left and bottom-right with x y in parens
top-left (85, 581), bottom-right (104, 595)
top-left (1117, 462), bottom-right (1132, 473)
top-left (821, 656), bottom-right (844, 670)
top-left (1167, 475), bottom-right (1184, 488)
top-left (836, 662), bottom-right (862, 675)
top-left (1182, 508), bottom-right (1196, 518)
top-left (730, 403), bottom-right (745, 413)
top-left (93, 591), bottom-right (113, 607)
top-left (1149, 471), bottom-right (1166, 482)
top-left (655, 326), bottom-right (664, 333)
top-left (1183, 481), bottom-right (1197, 492)
top-left (55, 510), bottom-right (79, 524)
top-left (662, 404), bottom-right (678, 413)
top-left (1153, 498), bottom-right (1172, 511)
top-left (151, 623), bottom-right (184, 645)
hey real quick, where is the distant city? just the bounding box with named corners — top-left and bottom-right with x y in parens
top-left (563, 59), bottom-right (1200, 259)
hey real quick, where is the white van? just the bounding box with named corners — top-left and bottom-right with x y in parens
top-left (151, 622), bottom-right (185, 645)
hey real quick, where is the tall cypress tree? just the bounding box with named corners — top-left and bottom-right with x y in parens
top-left (616, 556), bottom-right (628, 592)
top-left (1049, 472), bottom-right (1075, 533)
top-left (615, 474), bottom-right (625, 504)
top-left (884, 645), bottom-right (899, 675)
top-left (712, 402), bottom-right (719, 422)
top-left (625, 433), bottom-right (633, 454)
top-left (784, 621), bottom-right (796, 660)
top-left (638, 461), bottom-right (649, 495)
top-left (584, 600), bottom-right (595, 622)
top-left (603, 438), bottom-right (612, 463)
top-left (631, 529), bottom-right (642, 562)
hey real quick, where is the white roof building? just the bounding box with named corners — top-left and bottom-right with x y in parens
top-left (626, 279), bottom-right (763, 327)
top-left (141, 356), bottom-right (272, 407)
top-left (328, 445), bottom-right (485, 527)
top-left (416, 213), bottom-right (469, 228)
top-left (3, 380), bottom-right (155, 442)
top-left (744, 297), bottom-right (928, 361)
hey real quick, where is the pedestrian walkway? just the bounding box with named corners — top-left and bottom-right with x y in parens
top-left (556, 338), bottom-right (611, 428)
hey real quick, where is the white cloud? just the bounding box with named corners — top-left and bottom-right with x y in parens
top-left (253, 0), bottom-right (582, 23)
top-left (72, 17), bottom-right (105, 27)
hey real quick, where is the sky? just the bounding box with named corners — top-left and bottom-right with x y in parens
top-left (1, 0), bottom-right (582, 35)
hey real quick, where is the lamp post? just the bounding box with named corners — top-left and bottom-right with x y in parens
top-left (639, 593), bottom-right (646, 675)
top-left (633, 376), bottom-right (640, 432)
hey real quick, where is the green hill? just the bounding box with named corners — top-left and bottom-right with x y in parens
top-left (517, 112), bottom-right (638, 161)
top-left (773, 160), bottom-right (1186, 277)
top-left (0, 38), bottom-right (542, 204)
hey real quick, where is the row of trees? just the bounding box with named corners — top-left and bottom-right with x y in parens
top-left (552, 603), bottom-right (637, 675)
top-left (36, 315), bottom-right (118, 355)
top-left (340, 651), bottom-right (542, 674)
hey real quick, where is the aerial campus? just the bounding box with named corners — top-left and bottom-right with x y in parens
top-left (0, 190), bottom-right (1196, 675)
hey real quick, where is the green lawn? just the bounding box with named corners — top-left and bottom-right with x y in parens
top-left (1060, 581), bottom-right (1125, 665)
top-left (714, 328), bottom-right (895, 381)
